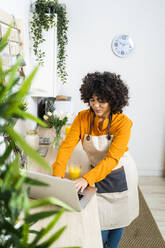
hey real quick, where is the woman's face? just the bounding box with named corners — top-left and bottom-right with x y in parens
top-left (89, 95), bottom-right (111, 118)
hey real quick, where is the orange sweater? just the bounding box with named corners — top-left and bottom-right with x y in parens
top-left (52, 109), bottom-right (133, 186)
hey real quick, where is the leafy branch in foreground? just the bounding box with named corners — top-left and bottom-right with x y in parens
top-left (0, 27), bottom-right (80, 248)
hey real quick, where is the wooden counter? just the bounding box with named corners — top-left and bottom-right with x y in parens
top-left (27, 126), bottom-right (103, 248)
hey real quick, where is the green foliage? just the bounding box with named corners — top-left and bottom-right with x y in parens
top-left (0, 28), bottom-right (79, 248)
top-left (45, 98), bottom-right (55, 115)
top-left (52, 115), bottom-right (68, 134)
top-left (19, 101), bottom-right (28, 112)
top-left (44, 112), bottom-right (67, 132)
top-left (30, 0), bottom-right (69, 84)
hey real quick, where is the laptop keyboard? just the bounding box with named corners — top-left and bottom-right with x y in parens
top-left (78, 193), bottom-right (84, 200)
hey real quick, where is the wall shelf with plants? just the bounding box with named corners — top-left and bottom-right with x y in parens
top-left (30, 0), bottom-right (69, 85)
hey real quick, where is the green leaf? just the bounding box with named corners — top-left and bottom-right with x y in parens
top-left (30, 230), bottom-right (40, 235)
top-left (37, 226), bottom-right (66, 248)
top-left (2, 156), bottom-right (20, 192)
top-left (30, 208), bottom-right (65, 247)
top-left (0, 56), bottom-right (22, 103)
top-left (24, 176), bottom-right (49, 187)
top-left (29, 197), bottom-right (75, 212)
top-left (6, 65), bottom-right (39, 115)
top-left (0, 63), bottom-right (13, 76)
top-left (5, 126), bottom-right (51, 172)
top-left (16, 109), bottom-right (48, 127)
top-left (0, 41), bottom-right (8, 52)
top-left (0, 222), bottom-right (22, 247)
top-left (0, 141), bottom-right (13, 164)
top-left (21, 222), bottom-right (29, 248)
top-left (15, 175), bottom-right (26, 190)
top-left (25, 210), bottom-right (59, 225)
top-left (9, 192), bottom-right (23, 223)
top-left (0, 178), bottom-right (3, 187)
top-left (22, 189), bottom-right (30, 215)
top-left (0, 24), bottom-right (11, 52)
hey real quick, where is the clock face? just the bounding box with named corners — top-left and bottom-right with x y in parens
top-left (111, 35), bottom-right (134, 57)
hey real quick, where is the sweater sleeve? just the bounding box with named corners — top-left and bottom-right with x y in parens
top-left (82, 118), bottom-right (133, 186)
top-left (52, 114), bottom-right (81, 177)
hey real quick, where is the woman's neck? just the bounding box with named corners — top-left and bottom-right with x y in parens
top-left (98, 117), bottom-right (105, 123)
top-left (97, 114), bottom-right (110, 122)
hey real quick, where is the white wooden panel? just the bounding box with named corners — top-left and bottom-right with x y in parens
top-left (0, 8), bottom-right (23, 68)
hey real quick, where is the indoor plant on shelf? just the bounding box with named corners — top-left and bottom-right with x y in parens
top-left (30, 0), bottom-right (69, 84)
top-left (0, 26), bottom-right (79, 248)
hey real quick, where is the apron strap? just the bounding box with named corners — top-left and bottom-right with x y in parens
top-left (86, 112), bottom-right (95, 140)
top-left (86, 111), bottom-right (112, 141)
top-left (107, 113), bottom-right (112, 140)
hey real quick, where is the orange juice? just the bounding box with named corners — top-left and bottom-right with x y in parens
top-left (65, 125), bottom-right (71, 136)
top-left (69, 166), bottom-right (81, 179)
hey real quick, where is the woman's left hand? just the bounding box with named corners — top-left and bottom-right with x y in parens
top-left (74, 177), bottom-right (88, 193)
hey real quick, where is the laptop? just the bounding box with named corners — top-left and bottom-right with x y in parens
top-left (26, 170), bottom-right (96, 211)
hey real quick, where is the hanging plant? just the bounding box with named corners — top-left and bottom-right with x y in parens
top-left (30, 0), bottom-right (69, 84)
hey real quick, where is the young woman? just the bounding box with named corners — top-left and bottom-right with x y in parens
top-left (52, 72), bottom-right (139, 248)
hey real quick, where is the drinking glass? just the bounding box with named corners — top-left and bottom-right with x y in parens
top-left (69, 164), bottom-right (81, 180)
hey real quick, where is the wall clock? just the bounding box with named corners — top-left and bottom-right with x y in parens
top-left (111, 34), bottom-right (134, 57)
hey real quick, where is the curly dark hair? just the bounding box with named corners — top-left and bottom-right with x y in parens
top-left (79, 71), bottom-right (129, 114)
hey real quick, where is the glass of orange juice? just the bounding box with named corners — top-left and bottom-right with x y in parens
top-left (69, 165), bottom-right (81, 180)
top-left (65, 125), bottom-right (71, 136)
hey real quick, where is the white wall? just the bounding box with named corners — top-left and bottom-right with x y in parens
top-left (60, 0), bottom-right (165, 175)
top-left (0, 0), bottom-right (165, 175)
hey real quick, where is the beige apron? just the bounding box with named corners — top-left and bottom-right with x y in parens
top-left (83, 133), bottom-right (139, 230)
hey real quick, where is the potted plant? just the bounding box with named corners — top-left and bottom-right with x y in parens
top-left (30, 0), bottom-right (69, 84)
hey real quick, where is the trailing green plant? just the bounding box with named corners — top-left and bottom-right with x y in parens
top-left (45, 97), bottom-right (55, 114)
top-left (30, 0), bottom-right (69, 84)
top-left (0, 27), bottom-right (80, 248)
